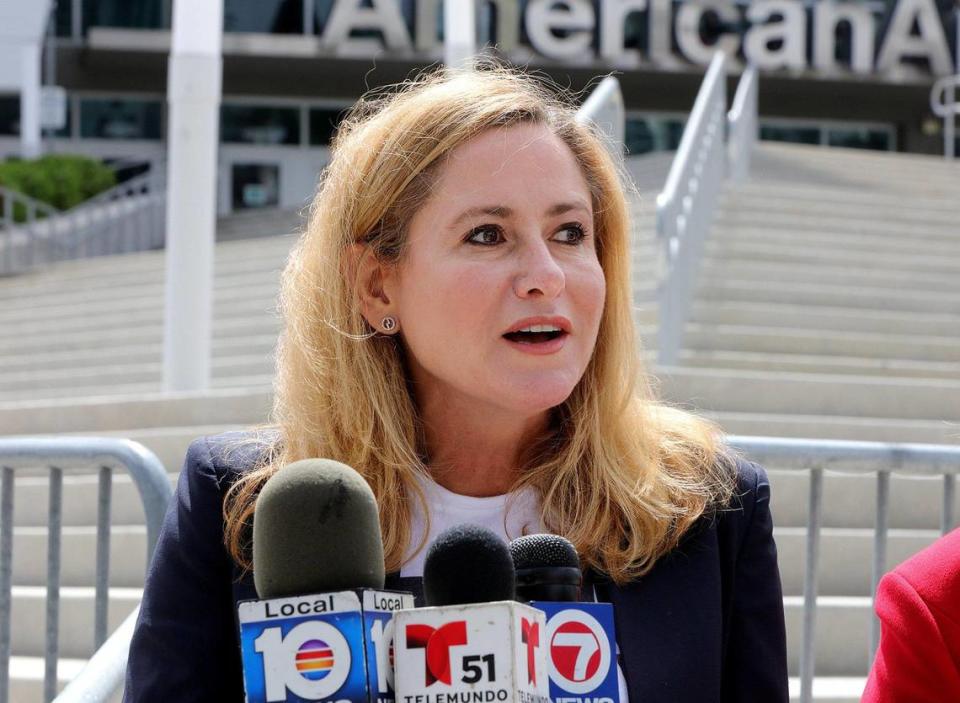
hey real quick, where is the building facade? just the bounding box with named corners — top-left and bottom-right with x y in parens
top-left (0, 0), bottom-right (957, 214)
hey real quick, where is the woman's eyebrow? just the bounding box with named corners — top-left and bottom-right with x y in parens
top-left (449, 201), bottom-right (591, 227)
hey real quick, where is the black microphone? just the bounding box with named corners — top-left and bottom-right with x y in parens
top-left (237, 458), bottom-right (413, 703)
top-left (510, 533), bottom-right (582, 603)
top-left (422, 523), bottom-right (517, 605)
top-left (510, 534), bottom-right (621, 702)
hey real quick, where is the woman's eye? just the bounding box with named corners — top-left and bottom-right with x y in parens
top-left (466, 225), bottom-right (504, 245)
top-left (553, 223), bottom-right (586, 245)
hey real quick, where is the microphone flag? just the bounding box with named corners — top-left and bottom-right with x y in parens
top-left (238, 589), bottom-right (414, 703)
top-left (532, 600), bottom-right (620, 703)
top-left (393, 601), bottom-right (550, 703)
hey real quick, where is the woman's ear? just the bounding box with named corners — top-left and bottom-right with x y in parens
top-left (348, 243), bottom-right (398, 333)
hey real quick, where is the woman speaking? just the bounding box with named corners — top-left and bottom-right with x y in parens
top-left (124, 64), bottom-right (787, 702)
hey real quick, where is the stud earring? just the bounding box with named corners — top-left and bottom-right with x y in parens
top-left (381, 316), bottom-right (398, 332)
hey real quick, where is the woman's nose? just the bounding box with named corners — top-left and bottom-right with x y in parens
top-left (513, 240), bottom-right (565, 299)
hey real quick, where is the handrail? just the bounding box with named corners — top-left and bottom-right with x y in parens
top-left (727, 65), bottom-right (759, 182)
top-left (0, 161), bottom-right (167, 277)
top-left (576, 76), bottom-right (626, 159)
top-left (0, 437), bottom-right (173, 703)
top-left (930, 74), bottom-right (959, 160)
top-left (728, 435), bottom-right (960, 703)
top-left (656, 52), bottom-right (729, 366)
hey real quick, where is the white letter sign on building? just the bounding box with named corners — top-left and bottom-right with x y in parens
top-left (675, 0), bottom-right (741, 65)
top-left (526, 0), bottom-right (596, 60)
top-left (813, 0), bottom-right (876, 75)
top-left (875, 0), bottom-right (953, 77)
top-left (743, 0), bottom-right (807, 71)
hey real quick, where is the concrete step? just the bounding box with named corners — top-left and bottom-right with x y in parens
top-left (681, 349), bottom-right (960, 380)
top-left (657, 366), bottom-right (960, 423)
top-left (767, 470), bottom-right (958, 531)
top-left (705, 409), bottom-right (960, 445)
top-left (9, 525), bottom-right (148, 588)
top-left (704, 239), bottom-right (960, 275)
top-left (0, 387), bottom-right (272, 434)
top-left (700, 259), bottom-right (960, 293)
top-left (682, 324), bottom-right (960, 363)
top-left (0, 283), bottom-right (280, 328)
top-left (689, 301), bottom-right (960, 338)
top-left (0, 269), bottom-right (283, 319)
top-left (9, 586), bottom-right (140, 658)
top-left (709, 223), bottom-right (960, 260)
top-left (3, 317), bottom-right (280, 357)
top-left (0, 335), bottom-right (277, 374)
top-left (784, 597), bottom-right (874, 677)
top-left (0, 373), bottom-right (274, 404)
top-left (715, 205), bottom-right (960, 237)
top-left (695, 280), bottom-right (960, 315)
top-left (719, 190), bottom-right (960, 227)
top-left (788, 677), bottom-right (865, 703)
top-left (774, 527), bottom-right (943, 596)
top-left (0, 235), bottom-right (294, 292)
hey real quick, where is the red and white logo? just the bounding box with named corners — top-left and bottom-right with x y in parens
top-left (546, 610), bottom-right (612, 694)
top-left (404, 621), bottom-right (468, 686)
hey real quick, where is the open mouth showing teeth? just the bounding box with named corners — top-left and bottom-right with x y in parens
top-left (503, 325), bottom-right (566, 344)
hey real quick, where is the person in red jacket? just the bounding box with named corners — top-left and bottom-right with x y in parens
top-left (862, 526), bottom-right (960, 702)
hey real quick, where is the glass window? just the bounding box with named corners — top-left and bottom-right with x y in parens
top-left (224, 0), bottom-right (303, 34)
top-left (309, 107), bottom-right (347, 146)
top-left (0, 94), bottom-right (72, 138)
top-left (56, 0), bottom-right (73, 37)
top-left (82, 0), bottom-right (166, 32)
top-left (80, 98), bottom-right (162, 140)
top-left (760, 125), bottom-right (822, 145)
top-left (625, 117), bottom-right (686, 155)
top-left (232, 164), bottom-right (280, 210)
top-left (827, 128), bottom-right (891, 151)
top-left (0, 96), bottom-right (19, 136)
top-left (221, 105), bottom-right (300, 145)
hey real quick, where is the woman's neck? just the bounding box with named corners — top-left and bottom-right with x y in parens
top-left (419, 400), bottom-right (549, 497)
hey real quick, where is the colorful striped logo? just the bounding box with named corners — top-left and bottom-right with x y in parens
top-left (295, 639), bottom-right (335, 681)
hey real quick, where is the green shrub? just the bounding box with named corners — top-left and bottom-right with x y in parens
top-left (0, 154), bottom-right (117, 222)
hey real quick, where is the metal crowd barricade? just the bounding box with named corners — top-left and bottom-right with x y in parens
top-left (728, 435), bottom-right (960, 703)
top-left (0, 437), bottom-right (173, 703)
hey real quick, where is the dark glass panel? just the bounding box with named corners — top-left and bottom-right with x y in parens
top-left (0, 94), bottom-right (71, 138)
top-left (827, 128), bottom-right (891, 151)
top-left (308, 107), bottom-right (348, 146)
top-left (232, 164), bottom-right (280, 210)
top-left (760, 125), bottom-right (821, 145)
top-left (55, 0), bottom-right (72, 37)
top-left (80, 99), bottom-right (162, 140)
top-left (221, 105), bottom-right (301, 145)
top-left (82, 0), bottom-right (166, 32)
top-left (224, 0), bottom-right (303, 34)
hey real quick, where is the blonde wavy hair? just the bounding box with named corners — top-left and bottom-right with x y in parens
top-left (224, 62), bottom-right (737, 584)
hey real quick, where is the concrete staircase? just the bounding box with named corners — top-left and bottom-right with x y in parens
top-left (2, 142), bottom-right (959, 701)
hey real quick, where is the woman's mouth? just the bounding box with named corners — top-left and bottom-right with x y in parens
top-left (502, 324), bottom-right (569, 354)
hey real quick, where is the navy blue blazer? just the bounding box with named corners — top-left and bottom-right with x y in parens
top-left (124, 432), bottom-right (787, 702)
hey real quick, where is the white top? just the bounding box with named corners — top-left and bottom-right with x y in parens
top-left (401, 470), bottom-right (630, 703)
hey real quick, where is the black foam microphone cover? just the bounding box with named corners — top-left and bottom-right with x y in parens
top-left (252, 458), bottom-right (385, 599)
top-left (422, 524), bottom-right (516, 606)
top-left (509, 533), bottom-right (582, 602)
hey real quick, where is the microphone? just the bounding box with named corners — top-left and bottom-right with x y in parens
top-left (393, 524), bottom-right (551, 703)
top-left (237, 458), bottom-right (414, 703)
top-left (510, 534), bottom-right (621, 703)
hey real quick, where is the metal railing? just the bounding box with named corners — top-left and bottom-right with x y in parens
top-left (727, 65), bottom-right (758, 183)
top-left (728, 435), bottom-right (960, 703)
top-left (930, 74), bottom-right (959, 160)
top-left (656, 52), bottom-right (729, 366)
top-left (0, 162), bottom-right (167, 277)
top-left (576, 76), bottom-right (626, 159)
top-left (0, 437), bottom-right (173, 703)
top-left (656, 54), bottom-right (759, 365)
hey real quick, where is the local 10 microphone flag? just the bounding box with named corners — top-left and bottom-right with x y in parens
top-left (532, 601), bottom-right (619, 703)
top-left (238, 589), bottom-right (415, 703)
top-left (392, 601), bottom-right (550, 703)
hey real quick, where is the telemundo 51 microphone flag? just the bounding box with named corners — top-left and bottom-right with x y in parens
top-left (238, 589), bottom-right (414, 703)
top-left (392, 601), bottom-right (550, 703)
top-left (532, 601), bottom-right (619, 703)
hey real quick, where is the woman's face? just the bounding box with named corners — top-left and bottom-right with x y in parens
top-left (384, 123), bottom-right (606, 419)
